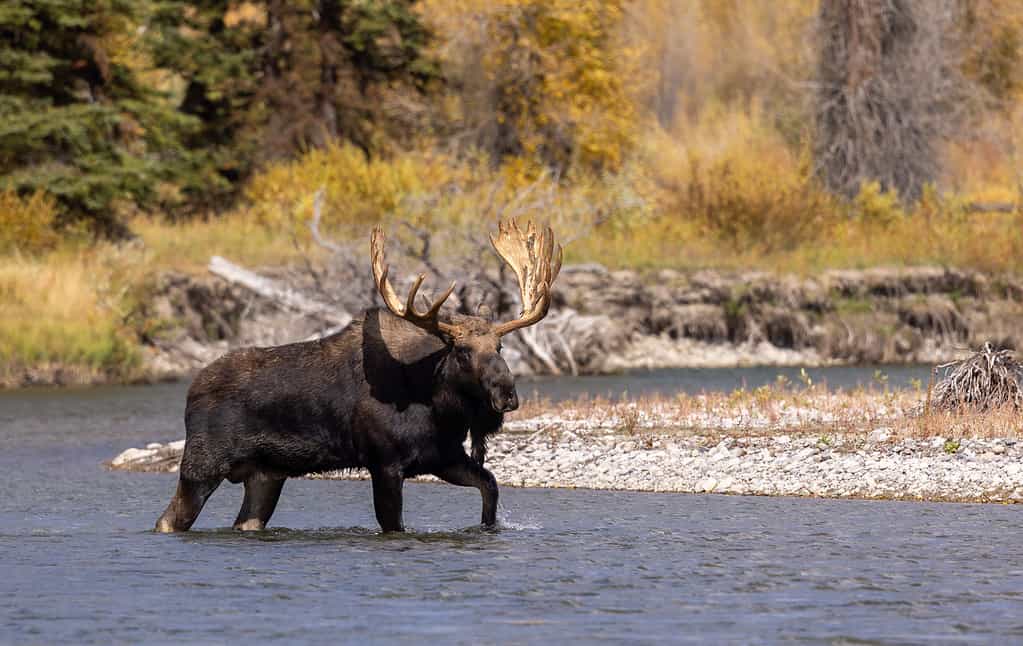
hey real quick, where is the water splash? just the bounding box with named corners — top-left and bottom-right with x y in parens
top-left (497, 502), bottom-right (543, 530)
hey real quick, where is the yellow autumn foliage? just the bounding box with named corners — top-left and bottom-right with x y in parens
top-left (423, 0), bottom-right (640, 171)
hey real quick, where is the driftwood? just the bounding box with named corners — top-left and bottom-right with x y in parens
top-left (966, 202), bottom-right (1018, 215)
top-left (931, 344), bottom-right (1023, 411)
top-left (208, 255), bottom-right (352, 331)
top-left (514, 310), bottom-right (612, 376)
top-left (298, 186), bottom-right (598, 375)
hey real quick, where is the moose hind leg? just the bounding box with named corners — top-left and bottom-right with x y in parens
top-left (233, 476), bottom-right (286, 531)
top-left (155, 476), bottom-right (222, 533)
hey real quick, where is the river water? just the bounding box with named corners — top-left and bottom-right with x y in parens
top-left (3, 367), bottom-right (1023, 644)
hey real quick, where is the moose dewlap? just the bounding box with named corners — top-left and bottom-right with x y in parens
top-left (155, 221), bottom-right (562, 533)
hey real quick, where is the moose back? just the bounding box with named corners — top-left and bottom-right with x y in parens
top-left (156, 221), bottom-right (562, 533)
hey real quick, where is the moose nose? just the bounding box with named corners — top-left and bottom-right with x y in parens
top-left (501, 391), bottom-right (519, 412)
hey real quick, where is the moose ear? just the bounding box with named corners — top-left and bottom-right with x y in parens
top-left (367, 308), bottom-right (447, 363)
top-left (362, 309), bottom-right (448, 408)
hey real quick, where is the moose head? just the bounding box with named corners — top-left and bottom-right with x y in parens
top-left (370, 220), bottom-right (562, 414)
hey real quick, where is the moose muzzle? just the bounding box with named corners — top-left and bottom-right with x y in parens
top-left (493, 388), bottom-right (519, 413)
top-left (483, 355), bottom-right (519, 413)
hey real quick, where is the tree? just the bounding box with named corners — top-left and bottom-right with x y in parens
top-left (148, 0), bottom-right (263, 210)
top-left (0, 0), bottom-right (200, 237)
top-left (149, 0), bottom-right (437, 199)
top-left (425, 0), bottom-right (637, 173)
top-left (814, 0), bottom-right (967, 202)
top-left (262, 0), bottom-right (437, 157)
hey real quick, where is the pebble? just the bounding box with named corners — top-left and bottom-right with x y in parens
top-left (868, 428), bottom-right (891, 442)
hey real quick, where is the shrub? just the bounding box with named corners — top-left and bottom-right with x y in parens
top-left (240, 141), bottom-right (648, 260)
top-left (681, 147), bottom-right (833, 253)
top-left (0, 190), bottom-right (60, 255)
top-left (851, 181), bottom-right (905, 226)
top-left (242, 143), bottom-right (455, 234)
top-left (651, 107), bottom-right (835, 253)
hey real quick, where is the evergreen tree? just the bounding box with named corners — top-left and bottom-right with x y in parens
top-left (0, 0), bottom-right (200, 236)
top-left (277, 0), bottom-right (437, 156)
top-left (147, 0), bottom-right (261, 209)
top-left (149, 0), bottom-right (437, 192)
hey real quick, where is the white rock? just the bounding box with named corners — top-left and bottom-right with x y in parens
top-left (695, 477), bottom-right (718, 493)
top-left (868, 428), bottom-right (891, 442)
top-left (110, 447), bottom-right (157, 467)
top-left (794, 447), bottom-right (819, 461)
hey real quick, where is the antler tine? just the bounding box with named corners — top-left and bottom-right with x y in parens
top-left (491, 219), bottom-right (563, 337)
top-left (370, 227), bottom-right (457, 333)
top-left (404, 274), bottom-right (426, 315)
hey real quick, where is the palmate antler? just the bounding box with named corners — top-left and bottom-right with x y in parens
top-left (490, 220), bottom-right (563, 337)
top-left (370, 221), bottom-right (561, 337)
top-left (370, 228), bottom-right (457, 335)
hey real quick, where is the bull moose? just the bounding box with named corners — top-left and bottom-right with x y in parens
top-left (155, 220), bottom-right (562, 533)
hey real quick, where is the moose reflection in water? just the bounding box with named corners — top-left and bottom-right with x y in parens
top-left (155, 220), bottom-right (562, 533)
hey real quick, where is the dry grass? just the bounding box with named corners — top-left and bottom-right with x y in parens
top-left (571, 191), bottom-right (1023, 275)
top-left (512, 383), bottom-right (1023, 441)
top-left (910, 404), bottom-right (1023, 439)
top-left (0, 246), bottom-right (141, 383)
top-left (131, 213), bottom-right (309, 274)
top-left (0, 213), bottom-right (314, 384)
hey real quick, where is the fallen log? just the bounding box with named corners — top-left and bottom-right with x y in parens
top-left (208, 255), bottom-right (352, 331)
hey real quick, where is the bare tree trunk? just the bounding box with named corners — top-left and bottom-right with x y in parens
top-left (814, 0), bottom-right (965, 202)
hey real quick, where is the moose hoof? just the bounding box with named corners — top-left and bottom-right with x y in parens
top-left (155, 516), bottom-right (178, 533)
top-left (234, 519), bottom-right (266, 532)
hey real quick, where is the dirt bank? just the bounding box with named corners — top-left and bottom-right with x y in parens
top-left (140, 264), bottom-right (1023, 380)
top-left (7, 263), bottom-right (1021, 388)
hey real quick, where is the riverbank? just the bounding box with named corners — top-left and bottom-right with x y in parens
top-left (109, 389), bottom-right (1023, 504)
top-left (7, 258), bottom-right (1023, 389)
top-left (11, 262), bottom-right (1015, 391)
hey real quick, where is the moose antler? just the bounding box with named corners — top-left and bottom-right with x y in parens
top-left (491, 220), bottom-right (563, 337)
top-left (371, 228), bottom-right (457, 334)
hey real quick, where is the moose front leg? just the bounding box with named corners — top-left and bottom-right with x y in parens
top-left (435, 456), bottom-right (499, 527)
top-left (370, 467), bottom-right (405, 532)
